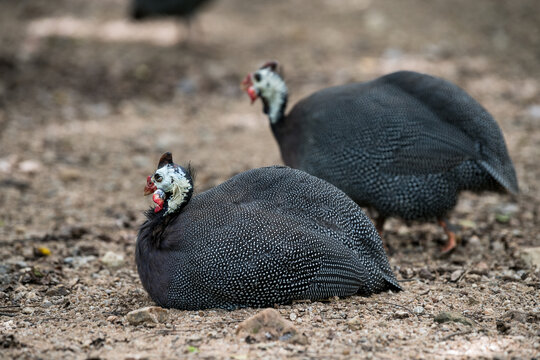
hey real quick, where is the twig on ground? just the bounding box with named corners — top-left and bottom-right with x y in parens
top-left (359, 300), bottom-right (419, 318)
top-left (441, 329), bottom-right (473, 341)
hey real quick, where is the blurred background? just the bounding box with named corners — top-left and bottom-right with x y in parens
top-left (1, 0), bottom-right (539, 357)
top-left (1, 0), bottom-right (538, 240)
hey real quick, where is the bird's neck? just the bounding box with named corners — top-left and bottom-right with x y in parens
top-left (264, 93), bottom-right (288, 125)
top-left (164, 176), bottom-right (193, 215)
top-left (260, 77), bottom-right (288, 125)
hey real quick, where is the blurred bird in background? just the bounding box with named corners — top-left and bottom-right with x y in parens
top-left (130, 0), bottom-right (214, 41)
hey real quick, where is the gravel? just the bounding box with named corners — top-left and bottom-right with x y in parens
top-left (1, 0), bottom-right (539, 358)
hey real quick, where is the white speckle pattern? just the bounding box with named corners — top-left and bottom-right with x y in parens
top-left (252, 68), bottom-right (288, 124)
top-left (152, 165), bottom-right (193, 215)
top-left (136, 166), bottom-right (400, 310)
top-left (270, 70), bottom-right (518, 221)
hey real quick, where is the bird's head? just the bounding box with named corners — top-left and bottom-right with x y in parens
top-left (144, 152), bottom-right (193, 215)
top-left (241, 61), bottom-right (288, 124)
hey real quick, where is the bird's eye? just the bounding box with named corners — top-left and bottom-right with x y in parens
top-left (154, 174), bottom-right (163, 182)
top-left (254, 73), bottom-right (261, 82)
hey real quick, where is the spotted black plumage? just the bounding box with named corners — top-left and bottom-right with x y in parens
top-left (136, 164), bottom-right (400, 310)
top-left (247, 67), bottom-right (518, 225)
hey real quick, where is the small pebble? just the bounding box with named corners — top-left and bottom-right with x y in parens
top-left (25, 291), bottom-right (40, 301)
top-left (527, 104), bottom-right (540, 118)
top-left (22, 307), bottom-right (34, 315)
top-left (15, 261), bottom-right (28, 268)
top-left (19, 160), bottom-right (42, 174)
top-left (126, 306), bottom-right (169, 325)
top-left (0, 265), bottom-right (9, 275)
top-left (434, 311), bottom-right (473, 326)
top-left (400, 268), bottom-right (414, 279)
top-left (101, 251), bottom-right (124, 268)
top-left (520, 247), bottom-right (540, 268)
top-left (468, 236), bottom-right (482, 248)
top-left (45, 285), bottom-right (69, 297)
top-left (473, 261), bottom-right (490, 275)
top-left (42, 300), bottom-right (53, 308)
top-left (289, 313), bottom-right (297, 321)
top-left (63, 256), bottom-right (96, 268)
top-left (347, 315), bottom-right (364, 330)
top-left (492, 241), bottom-right (505, 252)
top-left (413, 306), bottom-right (424, 315)
top-left (419, 268), bottom-right (435, 280)
top-left (450, 269), bottom-right (464, 282)
top-left (236, 308), bottom-right (308, 345)
top-left (394, 310), bottom-right (410, 319)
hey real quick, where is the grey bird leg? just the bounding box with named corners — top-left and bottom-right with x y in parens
top-left (374, 215), bottom-right (394, 254)
top-left (375, 215), bottom-right (386, 236)
top-left (437, 218), bottom-right (457, 253)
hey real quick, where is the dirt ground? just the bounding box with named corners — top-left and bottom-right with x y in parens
top-left (1, 0), bottom-right (539, 359)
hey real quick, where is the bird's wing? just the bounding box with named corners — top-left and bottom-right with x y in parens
top-left (199, 207), bottom-right (376, 301)
top-left (378, 71), bottom-right (518, 192)
top-left (300, 81), bottom-right (481, 176)
top-left (177, 167), bottom-right (380, 307)
top-left (377, 111), bottom-right (480, 175)
top-left (183, 220), bottom-right (329, 307)
top-left (295, 71), bottom-right (516, 192)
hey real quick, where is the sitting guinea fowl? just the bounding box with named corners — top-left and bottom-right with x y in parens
top-left (242, 62), bottom-right (518, 253)
top-left (136, 152), bottom-right (401, 310)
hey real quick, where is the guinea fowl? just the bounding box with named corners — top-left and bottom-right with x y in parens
top-left (242, 62), bottom-right (518, 253)
top-left (136, 152), bottom-right (401, 310)
top-left (131, 0), bottom-right (213, 33)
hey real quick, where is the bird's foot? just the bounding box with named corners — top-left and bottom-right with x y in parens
top-left (437, 218), bottom-right (461, 256)
top-left (440, 231), bottom-right (457, 254)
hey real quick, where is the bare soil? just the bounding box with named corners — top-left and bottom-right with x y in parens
top-left (0, 0), bottom-right (539, 359)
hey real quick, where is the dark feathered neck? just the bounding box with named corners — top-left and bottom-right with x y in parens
top-left (139, 207), bottom-right (179, 249)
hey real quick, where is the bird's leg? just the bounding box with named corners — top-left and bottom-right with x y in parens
top-left (374, 215), bottom-right (395, 254)
top-left (375, 215), bottom-right (386, 237)
top-left (438, 218), bottom-right (457, 253)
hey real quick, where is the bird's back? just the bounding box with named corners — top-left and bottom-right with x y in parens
top-left (140, 166), bottom-right (399, 310)
top-left (276, 71), bottom-right (517, 218)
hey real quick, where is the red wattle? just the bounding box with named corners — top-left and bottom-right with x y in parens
top-left (153, 192), bottom-right (165, 213)
top-left (247, 86), bottom-right (258, 103)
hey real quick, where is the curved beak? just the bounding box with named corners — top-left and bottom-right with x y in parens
top-left (144, 175), bottom-right (157, 196)
top-left (241, 74), bottom-right (258, 104)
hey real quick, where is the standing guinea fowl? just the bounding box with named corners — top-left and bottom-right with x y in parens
top-left (136, 152), bottom-right (401, 310)
top-left (241, 61), bottom-right (519, 253)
